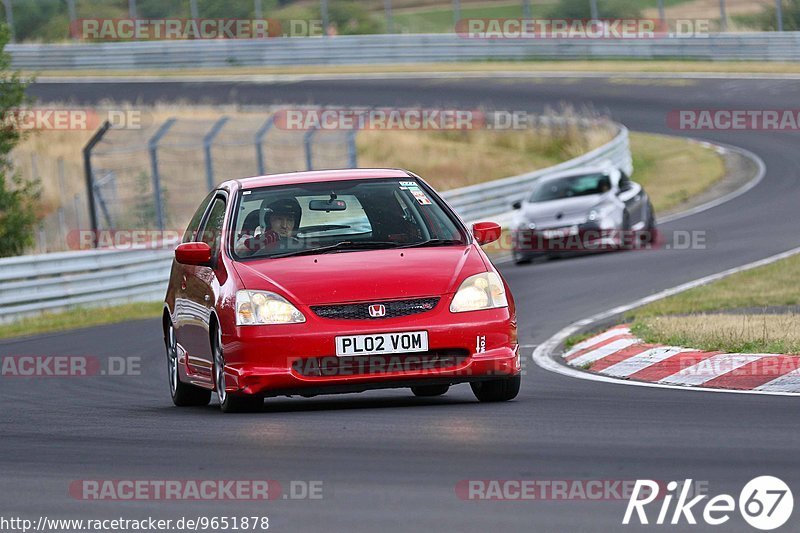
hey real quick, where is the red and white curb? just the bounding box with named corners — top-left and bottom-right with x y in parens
top-left (564, 325), bottom-right (800, 393)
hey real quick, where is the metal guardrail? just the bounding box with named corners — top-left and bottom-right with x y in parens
top-left (0, 247), bottom-right (173, 322)
top-left (8, 32), bottom-right (800, 70)
top-left (0, 122), bottom-right (630, 322)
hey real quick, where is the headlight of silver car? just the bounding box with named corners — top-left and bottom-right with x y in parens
top-left (236, 290), bottom-right (306, 325)
top-left (450, 272), bottom-right (508, 313)
top-left (588, 203), bottom-right (616, 228)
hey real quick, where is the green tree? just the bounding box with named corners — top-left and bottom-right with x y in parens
top-left (546, 0), bottom-right (643, 19)
top-left (748, 0), bottom-right (800, 30)
top-left (0, 25), bottom-right (38, 257)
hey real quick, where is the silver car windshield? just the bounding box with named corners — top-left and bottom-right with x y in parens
top-left (529, 173), bottom-right (611, 202)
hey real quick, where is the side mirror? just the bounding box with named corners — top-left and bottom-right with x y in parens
top-left (472, 221), bottom-right (502, 246)
top-left (175, 242), bottom-right (212, 266)
top-left (511, 200), bottom-right (522, 210)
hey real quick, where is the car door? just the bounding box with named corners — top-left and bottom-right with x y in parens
top-left (173, 191), bottom-right (214, 365)
top-left (616, 171), bottom-right (645, 227)
top-left (181, 193), bottom-right (228, 377)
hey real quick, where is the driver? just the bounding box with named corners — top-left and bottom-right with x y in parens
top-left (235, 197), bottom-right (302, 256)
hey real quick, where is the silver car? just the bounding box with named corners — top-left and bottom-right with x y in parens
top-left (510, 166), bottom-right (656, 264)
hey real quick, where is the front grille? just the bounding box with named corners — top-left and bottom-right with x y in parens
top-left (311, 297), bottom-right (440, 320)
top-left (293, 350), bottom-right (469, 377)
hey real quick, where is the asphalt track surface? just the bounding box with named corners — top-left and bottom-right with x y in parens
top-left (4, 77), bottom-right (800, 532)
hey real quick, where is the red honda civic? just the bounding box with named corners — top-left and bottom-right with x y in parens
top-left (163, 169), bottom-right (520, 412)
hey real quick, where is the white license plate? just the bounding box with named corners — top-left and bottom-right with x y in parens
top-left (542, 226), bottom-right (578, 239)
top-left (335, 331), bottom-right (429, 357)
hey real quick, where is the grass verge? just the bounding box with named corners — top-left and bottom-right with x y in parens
top-left (26, 60), bottom-right (800, 79)
top-left (625, 253), bottom-right (800, 354)
top-left (0, 302), bottom-right (163, 340)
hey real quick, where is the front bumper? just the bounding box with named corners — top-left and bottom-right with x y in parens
top-left (221, 306), bottom-right (519, 397)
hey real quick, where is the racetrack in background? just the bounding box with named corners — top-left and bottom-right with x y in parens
top-left (3, 76), bottom-right (799, 532)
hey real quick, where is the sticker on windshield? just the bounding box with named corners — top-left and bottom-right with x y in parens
top-left (408, 187), bottom-right (432, 205)
top-left (399, 181), bottom-right (416, 187)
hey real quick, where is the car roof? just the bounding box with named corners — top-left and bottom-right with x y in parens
top-left (222, 168), bottom-right (414, 190)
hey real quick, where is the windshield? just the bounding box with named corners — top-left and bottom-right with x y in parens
top-left (231, 178), bottom-right (466, 260)
top-left (528, 173), bottom-right (612, 202)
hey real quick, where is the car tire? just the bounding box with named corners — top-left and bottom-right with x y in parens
top-left (212, 323), bottom-right (263, 413)
top-left (470, 375), bottom-right (521, 402)
top-left (411, 384), bottom-right (450, 397)
top-left (513, 251), bottom-right (532, 265)
top-left (166, 321), bottom-right (211, 407)
top-left (641, 203), bottom-right (657, 244)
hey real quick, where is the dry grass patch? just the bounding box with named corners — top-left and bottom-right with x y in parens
top-left (630, 133), bottom-right (725, 214)
top-left (632, 313), bottom-right (800, 355)
top-left (29, 60), bottom-right (800, 78)
top-left (356, 117), bottom-right (614, 191)
top-left (630, 254), bottom-right (800, 319)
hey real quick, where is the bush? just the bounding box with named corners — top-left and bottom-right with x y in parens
top-left (744, 0), bottom-right (800, 30)
top-left (0, 25), bottom-right (37, 257)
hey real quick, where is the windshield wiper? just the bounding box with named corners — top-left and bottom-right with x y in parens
top-left (396, 239), bottom-right (464, 249)
top-left (268, 241), bottom-right (400, 258)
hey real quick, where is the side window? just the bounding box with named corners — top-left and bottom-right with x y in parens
top-left (198, 196), bottom-right (227, 257)
top-left (182, 191), bottom-right (215, 243)
top-left (618, 172), bottom-right (632, 192)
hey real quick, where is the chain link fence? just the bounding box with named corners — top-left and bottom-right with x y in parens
top-left (9, 108), bottom-right (353, 253)
top-left (86, 109), bottom-right (352, 236)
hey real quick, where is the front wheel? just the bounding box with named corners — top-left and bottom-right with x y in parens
top-left (470, 375), bottom-right (521, 402)
top-left (213, 325), bottom-right (262, 413)
top-left (166, 321), bottom-right (211, 407)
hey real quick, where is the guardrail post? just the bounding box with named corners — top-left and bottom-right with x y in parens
top-left (320, 0), bottom-right (329, 36)
top-left (719, 0), bottom-right (727, 31)
top-left (346, 126), bottom-right (359, 168)
top-left (776, 0), bottom-right (784, 31)
top-left (148, 118), bottom-right (176, 231)
top-left (82, 120), bottom-right (111, 248)
top-left (523, 0), bottom-right (531, 19)
top-left (254, 115), bottom-right (275, 175)
top-left (203, 116), bottom-right (228, 190)
top-left (304, 126), bottom-right (317, 170)
top-left (384, 0), bottom-right (394, 33)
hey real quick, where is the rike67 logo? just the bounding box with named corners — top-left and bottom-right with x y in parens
top-left (624, 477), bottom-right (793, 530)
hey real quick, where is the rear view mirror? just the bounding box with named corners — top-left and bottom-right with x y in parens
top-left (472, 221), bottom-right (502, 246)
top-left (175, 242), bottom-right (212, 266)
top-left (309, 199), bottom-right (347, 211)
top-left (512, 200), bottom-right (522, 210)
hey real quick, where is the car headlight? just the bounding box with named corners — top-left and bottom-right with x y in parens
top-left (588, 204), bottom-right (616, 226)
top-left (236, 290), bottom-right (306, 325)
top-left (450, 272), bottom-right (508, 313)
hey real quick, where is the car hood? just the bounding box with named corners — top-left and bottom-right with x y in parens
top-left (520, 194), bottom-right (609, 225)
top-left (231, 245), bottom-right (487, 305)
